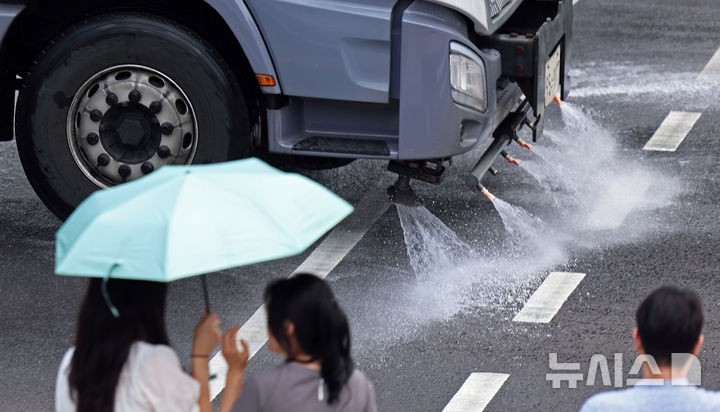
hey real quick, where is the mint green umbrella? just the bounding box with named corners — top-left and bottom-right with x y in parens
top-left (55, 158), bottom-right (353, 313)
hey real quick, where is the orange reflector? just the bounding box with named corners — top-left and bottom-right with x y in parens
top-left (256, 74), bottom-right (276, 87)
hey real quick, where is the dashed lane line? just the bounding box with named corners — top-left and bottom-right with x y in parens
top-left (209, 188), bottom-right (391, 400)
top-left (698, 47), bottom-right (720, 82)
top-left (513, 272), bottom-right (585, 323)
top-left (642, 111), bottom-right (701, 152)
top-left (443, 373), bottom-right (510, 412)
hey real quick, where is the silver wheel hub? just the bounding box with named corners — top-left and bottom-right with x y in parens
top-left (67, 65), bottom-right (198, 188)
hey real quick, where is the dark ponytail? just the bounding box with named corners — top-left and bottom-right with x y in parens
top-left (265, 273), bottom-right (353, 404)
top-left (68, 278), bottom-right (169, 412)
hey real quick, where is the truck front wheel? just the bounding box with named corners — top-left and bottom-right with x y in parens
top-left (16, 14), bottom-right (250, 219)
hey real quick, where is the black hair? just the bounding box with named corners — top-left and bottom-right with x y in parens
top-left (68, 278), bottom-right (169, 412)
top-left (636, 286), bottom-right (703, 366)
top-left (264, 273), bottom-right (353, 404)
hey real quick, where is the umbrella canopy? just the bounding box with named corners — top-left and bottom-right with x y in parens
top-left (55, 158), bottom-right (354, 282)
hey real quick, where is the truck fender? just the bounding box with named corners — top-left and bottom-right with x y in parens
top-left (203, 0), bottom-right (281, 94)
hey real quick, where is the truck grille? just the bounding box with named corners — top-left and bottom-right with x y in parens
top-left (489, 0), bottom-right (514, 18)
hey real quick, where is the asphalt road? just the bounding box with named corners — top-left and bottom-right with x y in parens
top-left (2, 0), bottom-right (720, 410)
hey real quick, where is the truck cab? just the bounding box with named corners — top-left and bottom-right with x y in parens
top-left (0, 0), bottom-right (571, 218)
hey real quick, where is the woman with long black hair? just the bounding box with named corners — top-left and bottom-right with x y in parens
top-left (220, 273), bottom-right (376, 412)
top-left (55, 278), bottom-right (230, 412)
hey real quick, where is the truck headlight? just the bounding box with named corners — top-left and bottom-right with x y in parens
top-left (449, 44), bottom-right (487, 113)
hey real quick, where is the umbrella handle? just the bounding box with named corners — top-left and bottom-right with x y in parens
top-left (201, 275), bottom-right (211, 313)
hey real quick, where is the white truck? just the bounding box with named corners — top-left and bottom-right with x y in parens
top-left (0, 0), bottom-right (571, 217)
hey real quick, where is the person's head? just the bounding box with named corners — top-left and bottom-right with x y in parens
top-left (264, 273), bottom-right (353, 404)
top-left (633, 286), bottom-right (704, 367)
top-left (69, 278), bottom-right (169, 412)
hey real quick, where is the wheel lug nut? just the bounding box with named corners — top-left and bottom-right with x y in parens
top-left (118, 165), bottom-right (131, 178)
top-left (150, 101), bottom-right (162, 114)
top-left (157, 145), bottom-right (171, 158)
top-left (141, 162), bottom-right (155, 174)
top-left (86, 132), bottom-right (99, 145)
top-left (160, 122), bottom-right (174, 135)
top-left (97, 153), bottom-right (110, 166)
top-left (105, 93), bottom-right (119, 106)
top-left (129, 89), bottom-right (141, 103)
top-left (90, 110), bottom-right (103, 122)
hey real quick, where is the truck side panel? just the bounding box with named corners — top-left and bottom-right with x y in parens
top-left (204, 0), bottom-right (282, 94)
top-left (244, 0), bottom-right (395, 103)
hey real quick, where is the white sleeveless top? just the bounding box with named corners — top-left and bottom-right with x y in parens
top-left (55, 342), bottom-right (200, 412)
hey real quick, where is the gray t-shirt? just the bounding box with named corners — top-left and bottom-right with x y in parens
top-left (231, 362), bottom-right (376, 412)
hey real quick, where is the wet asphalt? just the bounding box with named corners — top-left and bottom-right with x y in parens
top-left (2, 0), bottom-right (720, 410)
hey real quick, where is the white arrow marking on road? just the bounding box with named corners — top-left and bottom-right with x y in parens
top-left (698, 47), bottom-right (720, 82)
top-left (443, 373), bottom-right (510, 412)
top-left (209, 188), bottom-right (391, 400)
top-left (513, 272), bottom-right (585, 323)
top-left (643, 111), bottom-right (701, 152)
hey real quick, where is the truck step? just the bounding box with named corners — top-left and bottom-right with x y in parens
top-left (292, 136), bottom-right (390, 156)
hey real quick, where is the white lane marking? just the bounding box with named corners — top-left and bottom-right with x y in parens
top-left (209, 189), bottom-right (391, 399)
top-left (698, 47), bottom-right (720, 82)
top-left (643, 111), bottom-right (701, 152)
top-left (573, 0), bottom-right (580, 5)
top-left (513, 272), bottom-right (585, 323)
top-left (443, 373), bottom-right (510, 412)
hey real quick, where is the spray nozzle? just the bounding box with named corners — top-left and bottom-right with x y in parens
top-left (554, 95), bottom-right (563, 106)
top-left (479, 185), bottom-right (496, 202)
top-left (501, 150), bottom-right (521, 166)
top-left (387, 175), bottom-right (423, 206)
top-left (514, 137), bottom-right (532, 150)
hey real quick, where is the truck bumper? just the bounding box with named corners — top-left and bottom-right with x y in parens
top-left (396, 0), bottom-right (571, 160)
top-left (397, 1), bottom-right (509, 160)
top-left (266, 0), bottom-right (570, 163)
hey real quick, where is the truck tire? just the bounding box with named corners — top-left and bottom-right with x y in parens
top-left (16, 13), bottom-right (250, 219)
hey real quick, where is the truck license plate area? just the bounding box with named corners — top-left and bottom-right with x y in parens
top-left (544, 45), bottom-right (562, 106)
